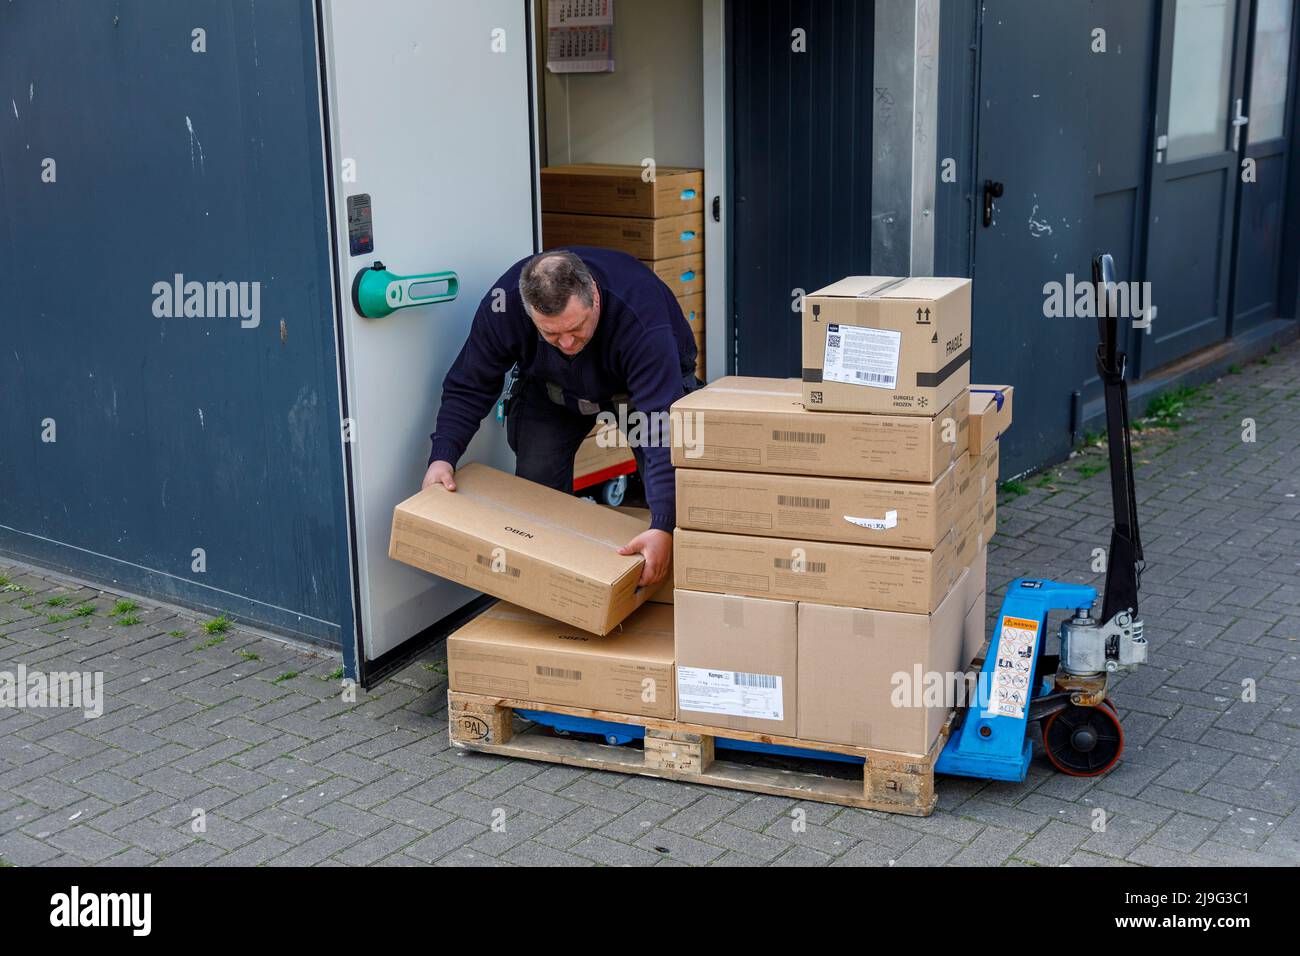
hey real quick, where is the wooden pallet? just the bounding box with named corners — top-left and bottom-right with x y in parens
top-left (448, 690), bottom-right (954, 815)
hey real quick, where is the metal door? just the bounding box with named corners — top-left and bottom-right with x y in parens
top-left (1141, 0), bottom-right (1252, 370)
top-left (1231, 0), bottom-right (1295, 332)
top-left (970, 0), bottom-right (1093, 477)
top-left (317, 0), bottom-right (538, 685)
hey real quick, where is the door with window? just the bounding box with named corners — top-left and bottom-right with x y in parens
top-left (1232, 0), bottom-right (1295, 332)
top-left (1141, 0), bottom-right (1253, 371)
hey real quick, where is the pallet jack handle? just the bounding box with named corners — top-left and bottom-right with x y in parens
top-left (1093, 253), bottom-right (1144, 623)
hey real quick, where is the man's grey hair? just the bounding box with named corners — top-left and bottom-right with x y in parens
top-left (519, 250), bottom-right (595, 317)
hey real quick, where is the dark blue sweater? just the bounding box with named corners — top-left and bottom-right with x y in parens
top-left (428, 247), bottom-right (697, 533)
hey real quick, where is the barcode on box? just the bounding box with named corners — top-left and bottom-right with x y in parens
top-left (777, 494), bottom-right (830, 509)
top-left (774, 558), bottom-right (827, 573)
top-left (476, 554), bottom-right (521, 577)
top-left (734, 672), bottom-right (778, 689)
top-left (536, 665), bottom-right (582, 681)
top-left (771, 430), bottom-right (826, 444)
top-left (853, 370), bottom-right (896, 385)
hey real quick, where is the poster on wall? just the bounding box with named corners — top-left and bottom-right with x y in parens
top-left (547, 0), bottom-right (615, 74)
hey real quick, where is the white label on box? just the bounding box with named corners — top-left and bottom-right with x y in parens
top-left (843, 509), bottom-right (898, 531)
top-left (984, 615), bottom-right (1040, 719)
top-left (822, 323), bottom-right (901, 389)
top-left (676, 666), bottom-right (784, 721)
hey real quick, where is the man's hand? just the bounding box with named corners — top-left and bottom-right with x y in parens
top-left (422, 460), bottom-right (457, 491)
top-left (618, 529), bottom-right (672, 588)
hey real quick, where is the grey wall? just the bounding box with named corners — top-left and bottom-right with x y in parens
top-left (0, 0), bottom-right (353, 645)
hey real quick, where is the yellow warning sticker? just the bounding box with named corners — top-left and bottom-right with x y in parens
top-left (1002, 616), bottom-right (1040, 633)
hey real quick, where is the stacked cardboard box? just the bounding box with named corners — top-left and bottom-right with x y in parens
top-left (665, 277), bottom-right (991, 756)
top-left (540, 164), bottom-right (706, 381)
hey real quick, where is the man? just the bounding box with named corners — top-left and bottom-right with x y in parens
top-left (423, 247), bottom-right (699, 587)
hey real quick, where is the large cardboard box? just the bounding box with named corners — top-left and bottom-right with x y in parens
top-left (803, 277), bottom-right (972, 415)
top-left (674, 528), bottom-right (962, 614)
top-left (447, 602), bottom-right (675, 718)
top-left (970, 385), bottom-right (1014, 454)
top-left (675, 455), bottom-right (965, 549)
top-left (670, 377), bottom-right (968, 482)
top-left (543, 211), bottom-right (704, 260)
top-left (981, 486), bottom-right (997, 544)
top-left (674, 590), bottom-right (798, 735)
top-left (389, 463), bottom-right (652, 635)
top-left (961, 546), bottom-right (989, 666)
top-left (798, 568), bottom-right (969, 755)
top-left (540, 164), bottom-right (703, 218)
top-left (643, 252), bottom-right (704, 300)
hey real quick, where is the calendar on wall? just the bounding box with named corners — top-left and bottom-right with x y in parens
top-left (547, 0), bottom-right (614, 74)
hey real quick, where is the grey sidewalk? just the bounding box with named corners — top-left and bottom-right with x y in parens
top-left (3, 341), bottom-right (1298, 867)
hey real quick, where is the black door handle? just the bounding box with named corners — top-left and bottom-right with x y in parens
top-left (983, 179), bottom-right (1004, 227)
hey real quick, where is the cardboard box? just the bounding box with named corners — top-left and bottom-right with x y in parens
top-left (978, 441), bottom-right (1000, 499)
top-left (970, 385), bottom-right (1014, 454)
top-left (674, 590), bottom-right (798, 735)
top-left (643, 252), bottom-right (703, 300)
top-left (574, 421), bottom-right (634, 484)
top-left (540, 164), bottom-right (703, 218)
top-left (798, 568), bottom-right (969, 755)
top-left (803, 277), bottom-right (972, 415)
top-left (542, 211), bottom-right (704, 260)
top-left (389, 463), bottom-right (652, 634)
top-left (981, 486), bottom-right (996, 544)
top-left (675, 455), bottom-right (966, 549)
top-left (674, 528), bottom-right (962, 614)
top-left (678, 291), bottom-right (704, 331)
top-left (961, 546), bottom-right (988, 666)
top-left (670, 377), bottom-right (968, 482)
top-left (447, 602), bottom-right (675, 718)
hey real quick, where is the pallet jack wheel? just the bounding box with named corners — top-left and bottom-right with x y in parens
top-left (1042, 702), bottom-right (1124, 776)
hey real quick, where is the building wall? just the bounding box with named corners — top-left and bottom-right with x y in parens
top-left (541, 0), bottom-right (705, 167)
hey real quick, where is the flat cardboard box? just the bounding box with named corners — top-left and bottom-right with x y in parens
top-left (798, 568), bottom-right (969, 755)
top-left (540, 164), bottom-right (704, 218)
top-left (643, 252), bottom-right (704, 300)
top-left (389, 463), bottom-right (652, 635)
top-left (803, 276), bottom-right (972, 415)
top-left (961, 546), bottom-right (989, 666)
top-left (674, 527), bottom-right (962, 614)
top-left (675, 455), bottom-right (966, 549)
top-left (674, 590), bottom-right (798, 735)
top-left (574, 421), bottom-right (634, 484)
top-left (970, 385), bottom-right (1014, 454)
top-left (670, 377), bottom-right (968, 482)
top-left (542, 211), bottom-right (704, 259)
top-left (447, 602), bottom-right (675, 718)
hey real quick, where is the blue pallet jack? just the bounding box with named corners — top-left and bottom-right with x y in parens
top-left (936, 253), bottom-right (1147, 780)
top-left (521, 254), bottom-right (1146, 784)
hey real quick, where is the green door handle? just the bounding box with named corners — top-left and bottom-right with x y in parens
top-left (351, 261), bottom-right (459, 318)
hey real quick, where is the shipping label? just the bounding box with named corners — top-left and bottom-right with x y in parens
top-left (677, 666), bottom-right (784, 721)
top-left (822, 323), bottom-right (901, 389)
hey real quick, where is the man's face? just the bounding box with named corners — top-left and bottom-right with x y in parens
top-left (531, 287), bottom-right (600, 357)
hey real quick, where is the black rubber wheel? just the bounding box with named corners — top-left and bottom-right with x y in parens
top-left (1042, 702), bottom-right (1124, 776)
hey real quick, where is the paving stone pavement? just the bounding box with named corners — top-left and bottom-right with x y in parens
top-left (3, 341), bottom-right (1299, 867)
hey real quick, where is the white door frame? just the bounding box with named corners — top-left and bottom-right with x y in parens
top-left (703, 0), bottom-right (729, 379)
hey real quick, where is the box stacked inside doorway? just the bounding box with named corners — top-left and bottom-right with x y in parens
top-left (665, 276), bottom-right (1014, 756)
top-left (539, 163), bottom-right (706, 382)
